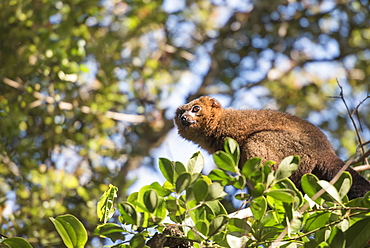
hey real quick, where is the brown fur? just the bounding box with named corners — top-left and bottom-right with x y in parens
top-left (175, 96), bottom-right (370, 199)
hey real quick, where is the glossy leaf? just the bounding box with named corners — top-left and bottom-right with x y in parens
top-left (205, 200), bottom-right (228, 216)
top-left (151, 198), bottom-right (166, 223)
top-left (1, 237), bottom-right (33, 248)
top-left (97, 184), bottom-right (118, 223)
top-left (213, 151), bottom-right (237, 173)
top-left (266, 189), bottom-right (295, 203)
top-left (159, 158), bottom-right (175, 184)
top-left (209, 215), bottom-right (227, 237)
top-left (194, 178), bottom-right (209, 203)
top-left (195, 220), bottom-right (209, 236)
top-left (223, 137), bottom-right (240, 165)
top-left (301, 173), bottom-right (326, 203)
top-left (303, 212), bottom-right (331, 232)
top-left (241, 157), bottom-right (262, 179)
top-left (274, 179), bottom-right (303, 209)
top-left (327, 227), bottom-right (345, 248)
top-left (233, 175), bottom-right (246, 190)
top-left (344, 218), bottom-right (370, 247)
top-left (226, 235), bottom-right (249, 248)
top-left (317, 180), bottom-right (342, 204)
top-left (250, 196), bottom-right (267, 220)
top-left (143, 189), bottom-right (159, 213)
top-left (130, 234), bottom-right (146, 248)
top-left (234, 192), bottom-right (251, 201)
top-left (94, 223), bottom-right (125, 242)
top-left (208, 169), bottom-right (233, 186)
top-left (252, 183), bottom-right (266, 198)
top-left (228, 218), bottom-right (251, 234)
top-left (275, 156), bottom-right (300, 182)
top-left (333, 171), bottom-right (352, 200)
top-left (49, 214), bottom-right (88, 248)
top-left (187, 151), bottom-right (204, 174)
top-left (149, 182), bottom-right (172, 197)
top-left (118, 202), bottom-right (137, 225)
top-left (206, 182), bottom-right (227, 201)
top-left (176, 172), bottom-right (192, 193)
top-left (174, 161), bottom-right (187, 176)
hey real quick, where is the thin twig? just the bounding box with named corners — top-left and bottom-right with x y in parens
top-left (335, 79), bottom-right (365, 155)
top-left (353, 164), bottom-right (370, 172)
top-left (351, 95), bottom-right (370, 132)
top-left (352, 143), bottom-right (370, 166)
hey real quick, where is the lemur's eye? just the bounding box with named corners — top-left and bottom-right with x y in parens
top-left (191, 106), bottom-right (201, 112)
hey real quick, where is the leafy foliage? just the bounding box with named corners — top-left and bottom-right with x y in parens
top-left (48, 138), bottom-right (370, 247)
top-left (1, 0), bottom-right (370, 247)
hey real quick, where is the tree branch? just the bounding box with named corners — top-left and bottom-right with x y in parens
top-left (2, 77), bottom-right (147, 123)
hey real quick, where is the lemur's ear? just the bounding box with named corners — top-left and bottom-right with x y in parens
top-left (210, 98), bottom-right (221, 108)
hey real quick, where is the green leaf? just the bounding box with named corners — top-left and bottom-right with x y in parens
top-left (301, 173), bottom-right (320, 197)
top-left (174, 161), bottom-right (187, 176)
top-left (227, 218), bottom-right (251, 234)
top-left (149, 182), bottom-right (172, 197)
top-left (195, 220), bottom-right (209, 236)
top-left (1, 237), bottom-right (33, 248)
top-left (223, 137), bottom-right (240, 165)
top-left (130, 234), bottom-right (146, 248)
top-left (176, 172), bottom-right (192, 193)
top-left (118, 202), bottom-right (137, 225)
top-left (273, 179), bottom-right (303, 209)
top-left (189, 173), bottom-right (202, 186)
top-left (213, 151), bottom-right (237, 172)
top-left (333, 171), bottom-right (352, 200)
top-left (275, 156), bottom-right (300, 182)
top-left (193, 179), bottom-right (209, 203)
top-left (152, 198), bottom-right (166, 223)
top-left (344, 218), bottom-right (370, 247)
top-left (143, 189), bottom-right (159, 213)
top-left (250, 196), bottom-right (267, 220)
top-left (209, 215), bottom-right (227, 237)
top-left (159, 158), bottom-right (175, 184)
top-left (49, 214), bottom-right (88, 248)
top-left (97, 184), bottom-right (118, 223)
top-left (205, 200), bottom-right (228, 216)
top-left (226, 235), bottom-right (249, 248)
top-left (233, 175), bottom-right (246, 190)
top-left (166, 198), bottom-right (178, 213)
top-left (327, 227), bottom-right (345, 248)
top-left (206, 182), bottom-right (227, 201)
top-left (303, 212), bottom-right (331, 232)
top-left (301, 174), bottom-right (324, 204)
top-left (234, 192), bottom-right (251, 201)
top-left (187, 151), bottom-right (204, 174)
top-left (187, 229), bottom-right (201, 242)
top-left (317, 180), bottom-right (342, 204)
top-left (241, 157), bottom-right (262, 179)
top-left (208, 169), bottom-right (233, 186)
top-left (266, 189), bottom-right (295, 203)
top-left (94, 223), bottom-right (125, 242)
top-left (127, 192), bottom-right (139, 205)
top-left (213, 231), bottom-right (229, 247)
top-left (252, 183), bottom-right (265, 198)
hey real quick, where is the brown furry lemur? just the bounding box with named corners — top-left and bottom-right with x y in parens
top-left (175, 96), bottom-right (370, 199)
